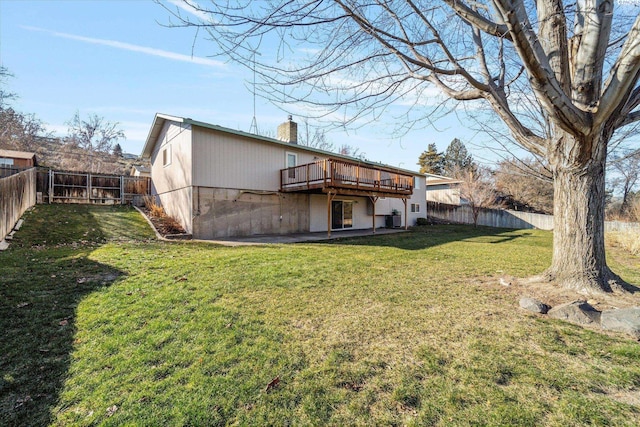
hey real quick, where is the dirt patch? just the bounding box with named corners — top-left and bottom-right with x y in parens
top-left (602, 389), bottom-right (640, 407)
top-left (490, 275), bottom-right (640, 312)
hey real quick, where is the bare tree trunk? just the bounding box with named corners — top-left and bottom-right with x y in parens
top-left (546, 138), bottom-right (623, 294)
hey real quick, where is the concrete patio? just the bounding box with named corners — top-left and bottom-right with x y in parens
top-left (200, 228), bottom-right (409, 246)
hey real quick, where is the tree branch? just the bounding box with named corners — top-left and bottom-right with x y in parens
top-left (493, 0), bottom-right (590, 135)
top-left (442, 0), bottom-right (511, 40)
top-left (596, 14), bottom-right (640, 129)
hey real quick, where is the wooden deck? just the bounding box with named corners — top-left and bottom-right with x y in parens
top-left (280, 158), bottom-right (414, 197)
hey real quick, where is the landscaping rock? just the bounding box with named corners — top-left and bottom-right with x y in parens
top-left (519, 297), bottom-right (550, 314)
top-left (601, 308), bottom-right (640, 340)
top-left (547, 300), bottom-right (601, 326)
top-left (0, 239), bottom-right (8, 251)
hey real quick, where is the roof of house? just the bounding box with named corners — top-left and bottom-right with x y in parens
top-left (424, 172), bottom-right (462, 186)
top-left (0, 149), bottom-right (36, 160)
top-left (131, 165), bottom-right (150, 173)
top-left (141, 113), bottom-right (424, 177)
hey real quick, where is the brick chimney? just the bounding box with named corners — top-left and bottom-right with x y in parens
top-left (277, 115), bottom-right (298, 144)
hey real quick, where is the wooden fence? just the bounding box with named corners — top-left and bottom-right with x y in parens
top-left (1, 168), bottom-right (36, 242)
top-left (0, 166), bottom-right (30, 179)
top-left (427, 202), bottom-right (640, 231)
top-left (36, 169), bottom-right (150, 205)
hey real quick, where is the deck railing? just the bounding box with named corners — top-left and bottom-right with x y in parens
top-left (281, 158), bottom-right (413, 195)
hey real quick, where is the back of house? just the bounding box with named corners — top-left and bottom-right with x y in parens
top-left (142, 114), bottom-right (426, 239)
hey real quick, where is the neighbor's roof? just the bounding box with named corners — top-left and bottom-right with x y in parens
top-left (424, 173), bottom-right (462, 186)
top-left (0, 149), bottom-right (36, 160)
top-left (141, 113), bottom-right (424, 177)
top-left (131, 165), bottom-right (150, 173)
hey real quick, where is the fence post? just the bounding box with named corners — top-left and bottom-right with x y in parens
top-left (87, 173), bottom-right (91, 203)
top-left (120, 176), bottom-right (125, 204)
top-left (48, 169), bottom-right (53, 204)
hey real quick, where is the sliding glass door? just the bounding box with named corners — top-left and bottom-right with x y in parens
top-left (331, 200), bottom-right (353, 230)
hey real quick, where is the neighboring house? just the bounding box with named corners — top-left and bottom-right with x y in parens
top-left (425, 173), bottom-right (461, 205)
top-left (130, 165), bottom-right (151, 178)
top-left (141, 113), bottom-right (426, 239)
top-left (0, 149), bottom-right (37, 168)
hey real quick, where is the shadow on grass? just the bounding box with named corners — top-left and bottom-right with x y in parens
top-left (0, 205), bottom-right (128, 426)
top-left (321, 225), bottom-right (535, 251)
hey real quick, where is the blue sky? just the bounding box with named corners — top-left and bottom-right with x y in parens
top-left (0, 0), bottom-right (486, 169)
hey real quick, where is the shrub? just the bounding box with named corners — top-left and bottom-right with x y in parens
top-left (143, 195), bottom-right (165, 218)
top-left (416, 217), bottom-right (429, 226)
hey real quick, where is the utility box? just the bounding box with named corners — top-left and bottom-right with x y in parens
top-left (385, 215), bottom-right (402, 228)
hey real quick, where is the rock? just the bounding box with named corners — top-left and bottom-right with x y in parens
top-left (499, 278), bottom-right (511, 287)
top-left (547, 300), bottom-right (601, 326)
top-left (14, 219), bottom-right (24, 230)
top-left (0, 240), bottom-right (8, 251)
top-left (519, 297), bottom-right (550, 314)
top-left (587, 299), bottom-right (599, 306)
top-left (601, 308), bottom-right (640, 340)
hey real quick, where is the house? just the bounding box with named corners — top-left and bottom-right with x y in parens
top-left (141, 113), bottom-right (426, 239)
top-left (425, 173), bottom-right (461, 205)
top-left (0, 149), bottom-right (37, 168)
top-left (130, 165), bottom-right (151, 178)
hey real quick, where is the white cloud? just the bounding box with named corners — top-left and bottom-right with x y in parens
top-left (22, 26), bottom-right (226, 68)
top-left (166, 0), bottom-right (212, 22)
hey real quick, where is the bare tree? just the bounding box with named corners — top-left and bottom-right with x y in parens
top-left (298, 119), bottom-right (335, 151)
top-left (161, 1), bottom-right (640, 293)
top-left (65, 112), bottom-right (125, 173)
top-left (495, 157), bottom-right (554, 214)
top-left (453, 166), bottom-right (498, 227)
top-left (0, 108), bottom-right (46, 152)
top-left (0, 67), bottom-right (46, 152)
top-left (608, 149), bottom-right (640, 216)
top-left (0, 66), bottom-right (17, 109)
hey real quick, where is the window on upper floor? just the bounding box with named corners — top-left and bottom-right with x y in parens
top-left (162, 145), bottom-right (172, 167)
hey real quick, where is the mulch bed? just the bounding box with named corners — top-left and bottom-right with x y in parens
top-left (141, 208), bottom-right (187, 237)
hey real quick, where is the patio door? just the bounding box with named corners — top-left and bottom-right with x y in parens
top-left (331, 200), bottom-right (353, 229)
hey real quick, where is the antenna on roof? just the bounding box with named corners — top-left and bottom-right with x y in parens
top-left (249, 49), bottom-right (261, 135)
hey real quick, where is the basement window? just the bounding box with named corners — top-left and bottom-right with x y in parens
top-left (411, 203), bottom-right (420, 213)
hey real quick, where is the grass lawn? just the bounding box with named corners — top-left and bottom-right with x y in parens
top-left (1, 204), bottom-right (640, 426)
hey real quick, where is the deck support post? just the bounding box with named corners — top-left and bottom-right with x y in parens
top-left (403, 198), bottom-right (408, 230)
top-left (327, 191), bottom-right (337, 238)
top-left (368, 195), bottom-right (378, 234)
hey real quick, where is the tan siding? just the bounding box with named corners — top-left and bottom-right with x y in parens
top-left (426, 184), bottom-right (460, 204)
top-left (192, 128), bottom-right (318, 190)
top-left (150, 122), bottom-right (193, 195)
top-left (150, 121), bottom-right (193, 233)
top-left (157, 187), bottom-right (193, 233)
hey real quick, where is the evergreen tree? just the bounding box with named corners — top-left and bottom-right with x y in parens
top-left (417, 143), bottom-right (444, 174)
top-left (112, 143), bottom-right (123, 157)
top-left (442, 138), bottom-right (475, 175)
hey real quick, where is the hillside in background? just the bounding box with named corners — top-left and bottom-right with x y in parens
top-left (0, 136), bottom-right (148, 176)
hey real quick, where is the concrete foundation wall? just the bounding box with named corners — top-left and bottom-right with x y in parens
top-left (192, 187), bottom-right (310, 239)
